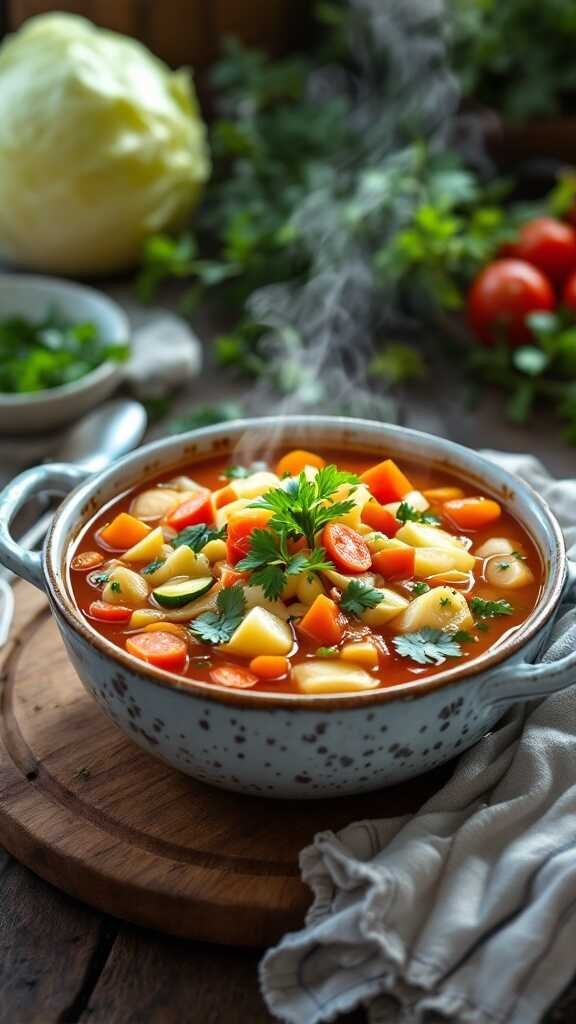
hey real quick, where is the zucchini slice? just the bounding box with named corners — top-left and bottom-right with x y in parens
top-left (153, 577), bottom-right (215, 609)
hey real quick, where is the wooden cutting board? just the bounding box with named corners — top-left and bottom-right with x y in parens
top-left (0, 581), bottom-right (449, 947)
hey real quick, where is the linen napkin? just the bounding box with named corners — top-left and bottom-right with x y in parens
top-left (261, 451), bottom-right (576, 1024)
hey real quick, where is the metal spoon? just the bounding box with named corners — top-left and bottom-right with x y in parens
top-left (0, 399), bottom-right (147, 645)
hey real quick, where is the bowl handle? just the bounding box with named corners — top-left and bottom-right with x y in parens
top-left (0, 464), bottom-right (89, 590)
top-left (479, 565), bottom-right (576, 710)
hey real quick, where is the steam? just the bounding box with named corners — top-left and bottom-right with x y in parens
top-left (234, 0), bottom-right (471, 461)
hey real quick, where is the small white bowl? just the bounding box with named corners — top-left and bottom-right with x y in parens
top-left (0, 274), bottom-right (130, 435)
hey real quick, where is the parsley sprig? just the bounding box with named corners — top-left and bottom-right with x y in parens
top-left (189, 585), bottom-right (246, 645)
top-left (236, 529), bottom-right (333, 600)
top-left (396, 502), bottom-right (441, 527)
top-left (340, 580), bottom-right (383, 618)
top-left (393, 629), bottom-right (464, 666)
top-left (222, 465), bottom-right (251, 480)
top-left (251, 465), bottom-right (359, 547)
top-left (469, 597), bottom-right (514, 619)
top-left (172, 524), bottom-right (227, 553)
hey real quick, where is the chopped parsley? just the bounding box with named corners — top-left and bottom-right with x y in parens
top-left (142, 558), bottom-right (165, 575)
top-left (395, 501), bottom-right (441, 527)
top-left (316, 646), bottom-right (339, 657)
top-left (340, 580), bottom-right (383, 618)
top-left (172, 523), bottom-right (227, 553)
top-left (453, 629), bottom-right (475, 644)
top-left (511, 550), bottom-right (526, 561)
top-left (408, 581), bottom-right (430, 596)
top-left (393, 628), bottom-right (464, 666)
top-left (189, 585), bottom-right (246, 645)
top-left (251, 465), bottom-right (359, 547)
top-left (496, 561), bottom-right (511, 571)
top-left (110, 580), bottom-right (121, 593)
top-left (91, 572), bottom-right (110, 586)
top-left (222, 465), bottom-right (251, 480)
top-left (439, 595), bottom-right (452, 607)
top-left (476, 621), bottom-right (490, 632)
top-left (237, 529), bottom-right (332, 600)
top-left (469, 597), bottom-right (514, 619)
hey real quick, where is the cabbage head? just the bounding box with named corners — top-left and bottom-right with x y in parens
top-left (0, 14), bottom-right (210, 274)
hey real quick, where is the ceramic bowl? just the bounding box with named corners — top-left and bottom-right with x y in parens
top-left (0, 416), bottom-right (574, 799)
top-left (0, 274), bottom-right (130, 434)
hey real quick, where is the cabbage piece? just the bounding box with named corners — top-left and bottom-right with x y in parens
top-left (0, 14), bottom-right (210, 274)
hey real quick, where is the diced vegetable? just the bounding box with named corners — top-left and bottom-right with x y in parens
top-left (474, 537), bottom-right (516, 558)
top-left (145, 546), bottom-right (211, 587)
top-left (99, 513), bottom-right (151, 551)
top-left (360, 459), bottom-right (413, 503)
top-left (292, 660), bottom-right (378, 694)
top-left (444, 497), bottom-right (502, 530)
top-left (322, 567), bottom-right (378, 590)
top-left (130, 488), bottom-right (182, 521)
top-left (249, 655), bottom-right (290, 679)
top-left (340, 642), bottom-right (379, 669)
top-left (331, 483), bottom-right (372, 531)
top-left (202, 539), bottom-right (228, 562)
top-left (153, 577), bottom-right (215, 609)
top-left (385, 489), bottom-right (430, 515)
top-left (395, 587), bottom-right (474, 634)
top-left (129, 609), bottom-right (167, 628)
top-left (220, 567), bottom-right (248, 588)
top-left (296, 573), bottom-right (325, 606)
top-left (423, 486), bottom-right (464, 503)
top-left (210, 664), bottom-right (259, 689)
top-left (122, 526), bottom-right (165, 564)
top-left (413, 546), bottom-right (476, 575)
top-left (242, 584), bottom-right (292, 621)
top-left (215, 497), bottom-right (251, 529)
top-left (71, 551), bottom-right (104, 572)
top-left (372, 547), bottom-right (415, 580)
top-left (213, 485), bottom-right (237, 509)
top-left (220, 471), bottom-right (280, 503)
top-left (102, 566), bottom-right (149, 607)
top-left (226, 509), bottom-right (273, 565)
top-left (485, 557), bottom-right (535, 589)
top-left (143, 622), bottom-right (188, 639)
top-left (322, 523), bottom-right (371, 574)
top-left (89, 600), bottom-right (132, 622)
top-left (361, 499), bottom-right (399, 536)
top-left (359, 588), bottom-right (409, 626)
top-left (166, 491), bottom-right (214, 531)
top-left (126, 631), bottom-right (188, 671)
top-left (275, 450), bottom-right (326, 476)
top-left (395, 521), bottom-right (468, 551)
top-left (299, 594), bottom-right (345, 645)
top-left (224, 606), bottom-right (293, 658)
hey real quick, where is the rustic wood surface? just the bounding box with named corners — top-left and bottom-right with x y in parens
top-left (1, 288), bottom-right (575, 1022)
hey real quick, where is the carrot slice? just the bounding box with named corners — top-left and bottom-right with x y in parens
top-left (166, 491), bottom-right (213, 530)
top-left (322, 523), bottom-right (371, 574)
top-left (299, 594), bottom-right (345, 646)
top-left (210, 663), bottom-right (259, 689)
top-left (275, 449), bottom-right (326, 477)
top-left (226, 508), bottom-right (273, 565)
top-left (360, 459), bottom-right (413, 503)
top-left (249, 655), bottom-right (290, 680)
top-left (88, 600), bottom-right (133, 623)
top-left (443, 497), bottom-right (502, 530)
top-left (99, 513), bottom-right (151, 551)
top-left (423, 486), bottom-right (464, 503)
top-left (372, 547), bottom-right (415, 580)
top-left (126, 631), bottom-right (188, 671)
top-left (361, 499), bottom-right (399, 537)
top-left (220, 566), bottom-right (248, 587)
top-left (213, 485), bottom-right (237, 509)
top-left (71, 551), bottom-right (105, 572)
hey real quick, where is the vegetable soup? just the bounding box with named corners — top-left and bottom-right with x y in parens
top-left (68, 449), bottom-right (542, 695)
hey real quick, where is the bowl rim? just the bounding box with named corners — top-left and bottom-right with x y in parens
top-left (0, 273), bottom-right (129, 406)
top-left (45, 415), bottom-right (567, 710)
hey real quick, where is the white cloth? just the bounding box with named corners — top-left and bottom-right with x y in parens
top-left (261, 453), bottom-right (576, 1024)
top-left (124, 312), bottom-right (202, 399)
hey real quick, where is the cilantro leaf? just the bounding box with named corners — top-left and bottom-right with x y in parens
top-left (222, 465), bottom-right (251, 479)
top-left (340, 580), bottom-right (383, 618)
top-left (251, 465), bottom-right (359, 546)
top-left (172, 524), bottom-right (227, 553)
top-left (91, 572), bottom-right (110, 586)
top-left (110, 580), bottom-right (121, 594)
top-left (408, 581), bottom-right (430, 596)
top-left (316, 646), bottom-right (339, 657)
top-left (236, 529), bottom-right (332, 600)
top-left (396, 502), bottom-right (441, 526)
top-left (393, 628), bottom-right (464, 666)
top-left (142, 558), bottom-right (165, 576)
top-left (189, 584), bottom-right (246, 645)
top-left (453, 630), bottom-right (475, 644)
top-left (469, 597), bottom-right (514, 619)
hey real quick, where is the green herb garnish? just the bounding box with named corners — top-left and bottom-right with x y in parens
top-left (189, 584), bottom-right (246, 645)
top-left (222, 465), bottom-right (252, 480)
top-left (236, 529), bottom-right (333, 601)
top-left (409, 581), bottom-right (431, 596)
top-left (496, 562), bottom-right (511, 571)
top-left (393, 629), bottom-right (464, 666)
top-left (316, 646), bottom-right (339, 658)
top-left (91, 572), bottom-right (110, 586)
top-left (251, 466), bottom-right (359, 547)
top-left (439, 595), bottom-right (452, 607)
top-left (172, 524), bottom-right (227, 553)
top-left (395, 502), bottom-right (442, 527)
top-left (469, 597), bottom-right (514, 619)
top-left (511, 550), bottom-right (526, 561)
top-left (453, 630), bottom-right (475, 644)
top-left (142, 558), bottom-right (166, 576)
top-left (110, 580), bottom-right (121, 594)
top-left (340, 580), bottom-right (383, 618)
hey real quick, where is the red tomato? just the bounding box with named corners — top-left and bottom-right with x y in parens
top-left (467, 259), bottom-right (555, 347)
top-left (563, 270), bottom-right (576, 313)
top-left (322, 523), bottom-right (371, 574)
top-left (512, 217), bottom-right (576, 286)
top-left (166, 492), bottom-right (213, 531)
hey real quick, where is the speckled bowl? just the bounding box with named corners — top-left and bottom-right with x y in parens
top-left (0, 417), bottom-right (574, 799)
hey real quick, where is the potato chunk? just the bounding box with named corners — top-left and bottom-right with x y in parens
top-left (122, 526), bottom-right (165, 564)
top-left (224, 606), bottom-right (293, 658)
top-left (215, 498), bottom-right (251, 530)
top-left (340, 642), bottom-right (379, 669)
top-left (130, 488), bottom-right (183, 520)
top-left (226, 471), bottom-right (280, 501)
top-left (474, 537), bottom-right (516, 559)
top-left (485, 557), bottom-right (534, 589)
top-left (201, 539), bottom-right (228, 562)
top-left (292, 660), bottom-right (378, 694)
top-left (296, 574), bottom-right (325, 605)
top-left (242, 585), bottom-right (292, 621)
top-left (395, 586), bottom-right (473, 634)
top-left (102, 566), bottom-right (149, 607)
top-left (145, 546), bottom-right (210, 587)
top-left (331, 483), bottom-right (372, 530)
top-left (323, 568), bottom-right (378, 590)
top-left (396, 521), bottom-right (468, 551)
top-left (385, 489), bottom-right (430, 515)
top-left (360, 588), bottom-right (409, 626)
top-left (414, 546), bottom-right (475, 576)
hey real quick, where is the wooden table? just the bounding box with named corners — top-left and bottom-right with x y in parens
top-left (1, 290), bottom-right (575, 1024)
